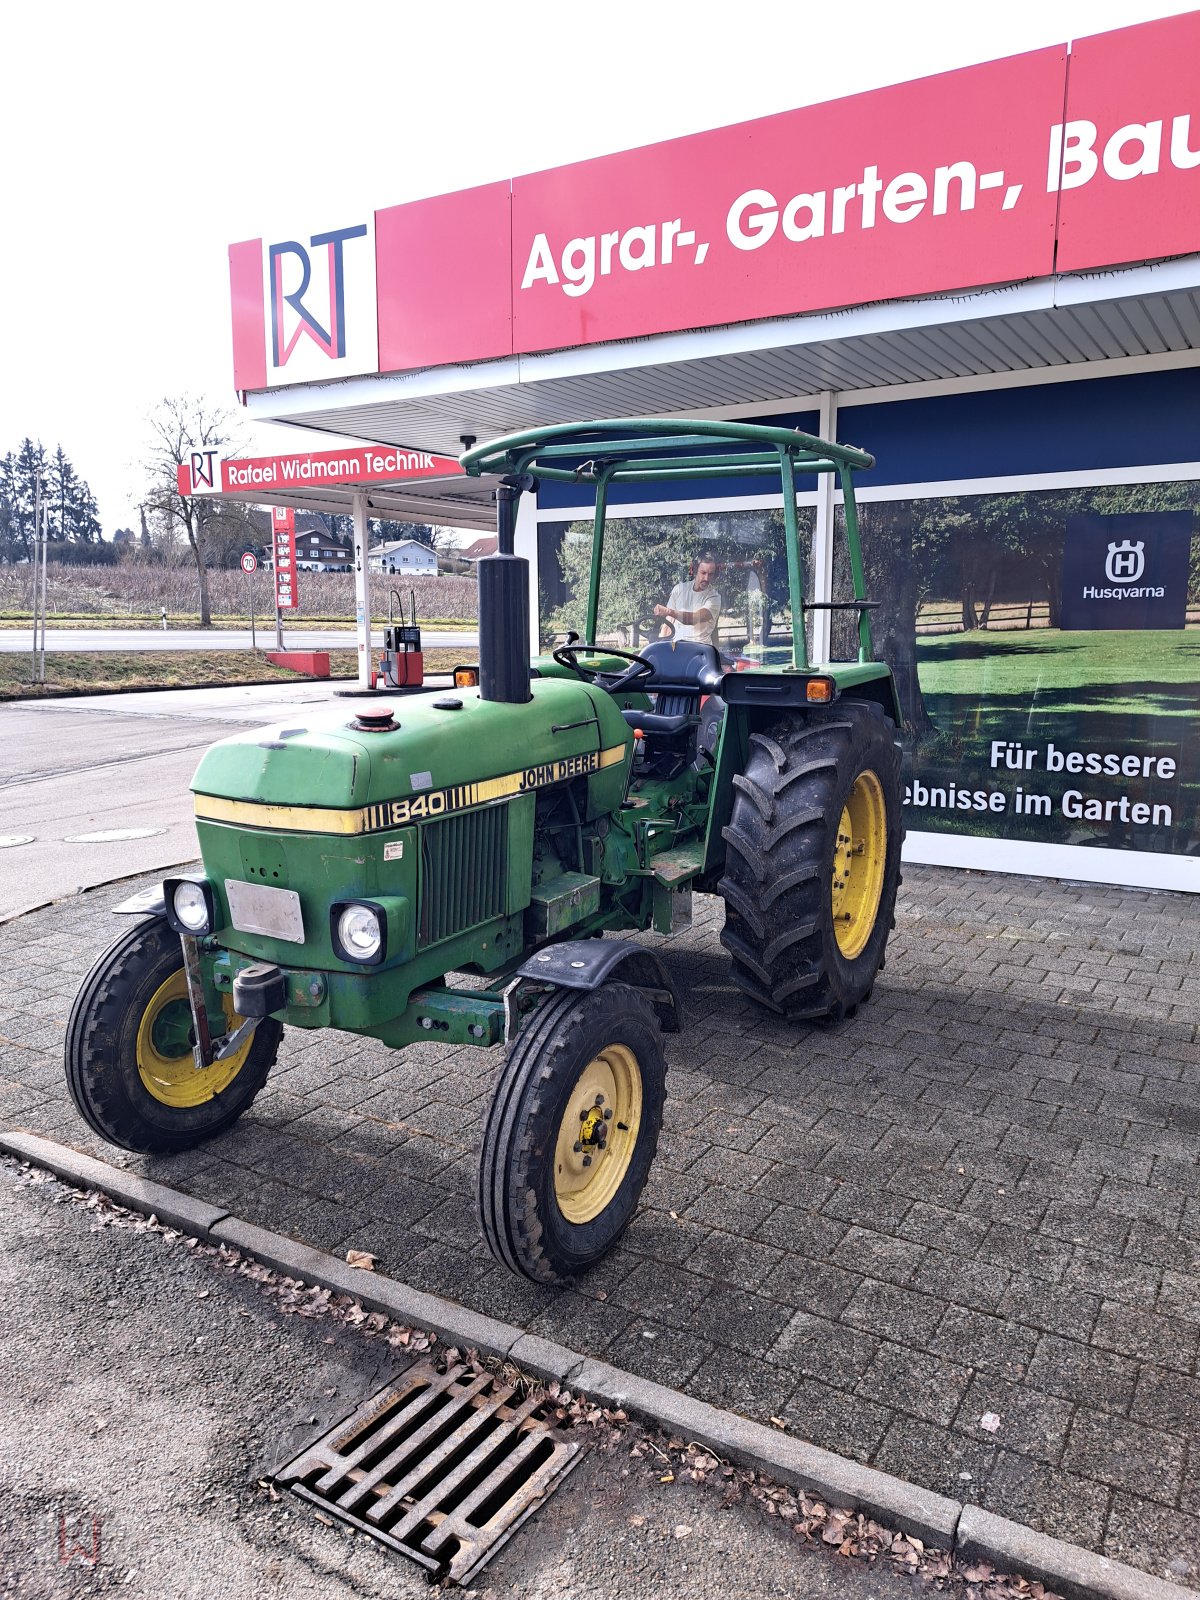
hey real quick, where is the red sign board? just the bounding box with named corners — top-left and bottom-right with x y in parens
top-left (377, 182), bottom-right (512, 375)
top-left (1055, 11), bottom-right (1200, 273)
top-left (271, 506), bottom-right (297, 613)
top-left (511, 47), bottom-right (1063, 354)
top-left (176, 444), bottom-right (461, 498)
top-left (227, 13), bottom-right (1200, 389)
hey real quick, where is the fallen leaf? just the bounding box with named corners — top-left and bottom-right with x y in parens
top-left (345, 1250), bottom-right (377, 1271)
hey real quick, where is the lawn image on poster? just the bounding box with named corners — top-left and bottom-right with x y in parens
top-left (835, 484), bottom-right (1200, 859)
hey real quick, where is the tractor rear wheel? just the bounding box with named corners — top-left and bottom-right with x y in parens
top-left (477, 983), bottom-right (665, 1283)
top-left (719, 700), bottom-right (902, 1021)
top-left (65, 917), bottom-right (281, 1154)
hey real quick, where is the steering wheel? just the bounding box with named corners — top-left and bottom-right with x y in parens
top-left (552, 642), bottom-right (656, 694)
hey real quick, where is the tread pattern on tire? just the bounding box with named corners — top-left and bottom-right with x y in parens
top-left (718, 702), bottom-right (902, 1021)
top-left (477, 982), bottom-right (665, 1284)
top-left (65, 916), bottom-right (281, 1155)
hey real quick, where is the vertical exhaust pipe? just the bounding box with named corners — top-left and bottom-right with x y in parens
top-left (478, 474), bottom-right (532, 704)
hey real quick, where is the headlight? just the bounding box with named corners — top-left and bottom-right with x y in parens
top-left (332, 902), bottom-right (385, 965)
top-left (164, 877), bottom-right (214, 937)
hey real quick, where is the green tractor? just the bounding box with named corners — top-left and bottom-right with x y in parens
top-left (65, 417), bottom-right (903, 1283)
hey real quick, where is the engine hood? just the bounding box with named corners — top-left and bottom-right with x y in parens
top-left (190, 677), bottom-right (631, 827)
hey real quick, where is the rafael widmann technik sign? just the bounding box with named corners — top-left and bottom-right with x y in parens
top-left (228, 12), bottom-right (1200, 389)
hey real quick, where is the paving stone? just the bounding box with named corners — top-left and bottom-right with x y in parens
top-left (1062, 1249), bottom-right (1162, 1309)
top-left (929, 1306), bottom-right (1039, 1381)
top-left (873, 1414), bottom-right (997, 1502)
top-left (1026, 1332), bottom-right (1142, 1416)
top-left (1091, 1300), bottom-right (1200, 1374)
top-left (610, 1259), bottom-right (712, 1325)
top-left (832, 1225), bottom-right (925, 1285)
top-left (1103, 1494), bottom-right (1200, 1587)
top-left (688, 1351), bottom-right (798, 1420)
top-left (842, 1277), bottom-right (945, 1346)
top-left (761, 1241), bottom-right (859, 1307)
top-left (912, 1250), bottom-right (1010, 1314)
top-left (856, 1342), bottom-right (970, 1427)
top-left (977, 1453), bottom-right (1110, 1548)
top-left (8, 860), bottom-right (1200, 1586)
top-left (770, 1311), bottom-right (880, 1389)
top-left (1063, 1408), bottom-right (1185, 1503)
top-left (952, 1372), bottom-right (1074, 1465)
top-left (689, 1283), bottom-right (793, 1358)
top-left (781, 1379), bottom-right (894, 1464)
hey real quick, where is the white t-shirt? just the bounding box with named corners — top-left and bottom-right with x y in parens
top-left (667, 579), bottom-right (722, 645)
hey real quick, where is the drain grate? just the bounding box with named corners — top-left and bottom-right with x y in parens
top-left (274, 1359), bottom-right (586, 1585)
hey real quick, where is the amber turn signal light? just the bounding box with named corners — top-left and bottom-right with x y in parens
top-left (805, 677), bottom-right (836, 703)
top-left (453, 665), bottom-right (480, 688)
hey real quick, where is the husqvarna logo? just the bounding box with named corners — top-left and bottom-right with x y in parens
top-left (260, 218), bottom-right (378, 388)
top-left (1105, 539), bottom-right (1145, 584)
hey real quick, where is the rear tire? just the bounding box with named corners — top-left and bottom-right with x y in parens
top-left (477, 983), bottom-right (665, 1284)
top-left (719, 701), bottom-right (902, 1021)
top-left (65, 917), bottom-right (281, 1155)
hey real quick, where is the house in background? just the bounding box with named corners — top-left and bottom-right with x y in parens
top-left (458, 537), bottom-right (498, 563)
top-left (293, 529), bottom-right (353, 571)
top-left (368, 538), bottom-right (438, 576)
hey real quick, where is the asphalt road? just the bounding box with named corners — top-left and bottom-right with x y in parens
top-left (0, 1155), bottom-right (918, 1600)
top-left (0, 628), bottom-right (478, 653)
top-left (0, 681), bottom-right (446, 921)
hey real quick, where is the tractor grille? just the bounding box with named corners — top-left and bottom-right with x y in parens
top-left (274, 1359), bottom-right (585, 1584)
top-left (419, 803), bottom-right (508, 946)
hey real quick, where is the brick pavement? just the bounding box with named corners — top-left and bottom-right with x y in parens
top-left (2, 864), bottom-right (1198, 1588)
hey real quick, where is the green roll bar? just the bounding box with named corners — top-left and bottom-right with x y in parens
top-left (461, 417), bottom-right (877, 669)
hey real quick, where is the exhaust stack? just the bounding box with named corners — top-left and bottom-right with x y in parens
top-left (478, 475), bottom-right (532, 705)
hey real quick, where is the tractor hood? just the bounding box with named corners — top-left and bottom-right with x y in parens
top-left (190, 677), bottom-right (632, 827)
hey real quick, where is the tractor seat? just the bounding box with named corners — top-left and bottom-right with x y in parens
top-left (620, 708), bottom-right (696, 735)
top-left (619, 640), bottom-right (723, 742)
top-left (634, 638), bottom-right (724, 696)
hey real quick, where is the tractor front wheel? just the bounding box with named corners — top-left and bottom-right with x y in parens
top-left (65, 917), bottom-right (281, 1155)
top-left (477, 983), bottom-right (666, 1284)
top-left (719, 700), bottom-right (902, 1021)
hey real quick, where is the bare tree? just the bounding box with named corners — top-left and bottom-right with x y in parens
top-left (143, 396), bottom-right (241, 626)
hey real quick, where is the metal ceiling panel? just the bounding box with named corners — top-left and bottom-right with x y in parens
top-left (253, 279), bottom-right (1200, 475)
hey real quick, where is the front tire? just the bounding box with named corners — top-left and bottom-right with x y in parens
top-left (65, 917), bottom-right (281, 1154)
top-left (477, 983), bottom-right (666, 1284)
top-left (719, 700), bottom-right (902, 1021)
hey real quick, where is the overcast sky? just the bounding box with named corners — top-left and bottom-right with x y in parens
top-left (1, 0), bottom-right (1192, 534)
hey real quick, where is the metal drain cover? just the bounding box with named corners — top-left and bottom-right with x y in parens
top-left (274, 1359), bottom-right (586, 1585)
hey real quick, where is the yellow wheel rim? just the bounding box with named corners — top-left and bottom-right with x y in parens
top-left (553, 1045), bottom-right (643, 1225)
top-left (135, 971), bottom-right (253, 1109)
top-left (831, 770), bottom-right (888, 961)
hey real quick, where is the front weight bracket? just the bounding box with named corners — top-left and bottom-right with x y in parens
top-left (179, 934), bottom-right (215, 1071)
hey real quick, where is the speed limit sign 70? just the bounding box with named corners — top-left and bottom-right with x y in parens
top-left (240, 551), bottom-right (258, 574)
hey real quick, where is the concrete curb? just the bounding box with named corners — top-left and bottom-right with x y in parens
top-left (1, 1128), bottom-right (1187, 1600)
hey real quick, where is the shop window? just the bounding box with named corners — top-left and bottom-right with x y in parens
top-left (832, 480), bottom-right (1200, 858)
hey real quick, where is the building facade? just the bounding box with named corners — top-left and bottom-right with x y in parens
top-left (222, 11), bottom-right (1200, 893)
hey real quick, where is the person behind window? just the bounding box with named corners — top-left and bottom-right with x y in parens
top-left (654, 553), bottom-right (722, 646)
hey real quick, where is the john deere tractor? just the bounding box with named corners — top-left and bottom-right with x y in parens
top-left (65, 418), bottom-right (902, 1283)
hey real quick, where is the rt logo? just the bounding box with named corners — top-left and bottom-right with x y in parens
top-left (269, 226), bottom-right (368, 369)
top-left (1105, 539), bottom-right (1145, 584)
